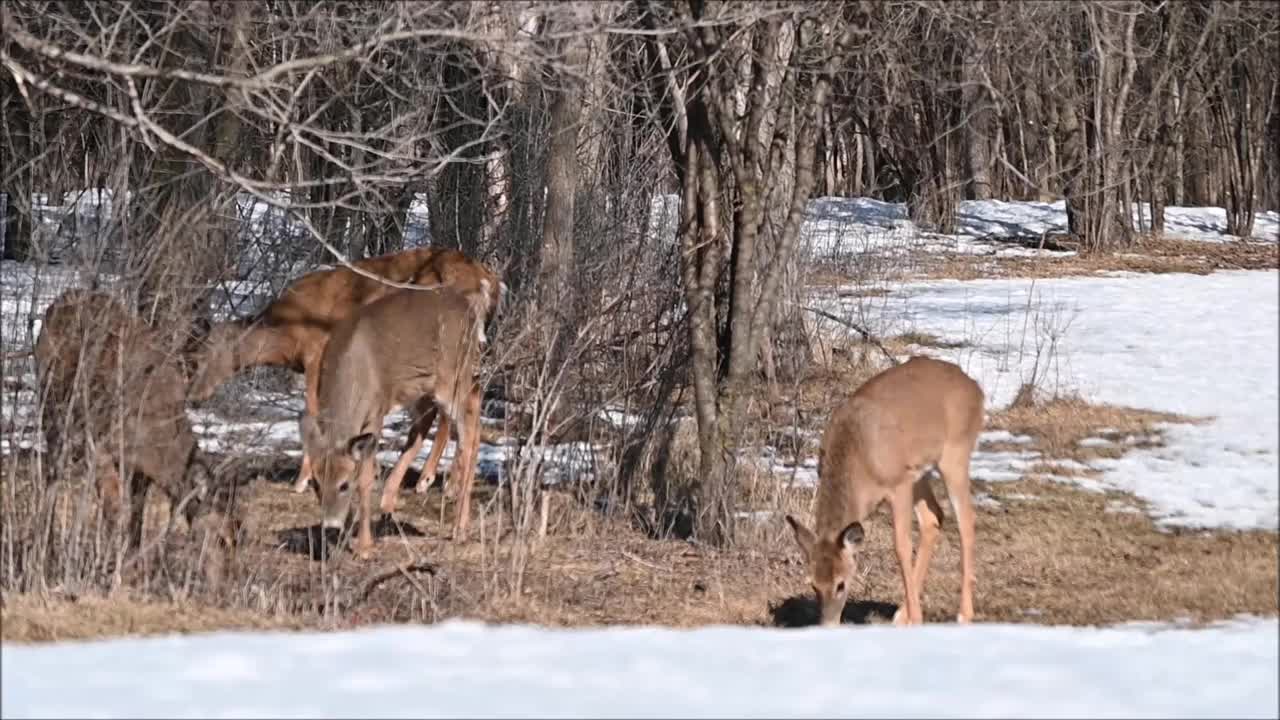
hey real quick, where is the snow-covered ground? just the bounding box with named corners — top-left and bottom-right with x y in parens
top-left (3, 616), bottom-right (1277, 718)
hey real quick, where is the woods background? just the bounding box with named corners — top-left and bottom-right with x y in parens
top-left (2, 0), bottom-right (1277, 562)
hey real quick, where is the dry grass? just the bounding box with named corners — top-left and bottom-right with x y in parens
top-left (885, 331), bottom-right (969, 353)
top-left (2, 334), bottom-right (1274, 644)
top-left (988, 390), bottom-right (1207, 463)
top-left (916, 236), bottom-right (1279, 281)
top-left (807, 274), bottom-right (894, 298)
top-left (1, 594), bottom-right (306, 643)
top-left (4, 466), bottom-right (1275, 642)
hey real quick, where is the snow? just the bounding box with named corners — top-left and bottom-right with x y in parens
top-left (801, 196), bottom-right (1278, 261)
top-left (2, 617), bottom-right (1276, 718)
top-left (818, 270), bottom-right (1279, 531)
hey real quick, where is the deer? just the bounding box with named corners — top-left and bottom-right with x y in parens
top-left (300, 284), bottom-right (484, 558)
top-left (785, 356), bottom-right (985, 627)
top-left (34, 289), bottom-right (222, 552)
top-left (185, 246), bottom-right (504, 498)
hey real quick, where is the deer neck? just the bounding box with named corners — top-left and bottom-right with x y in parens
top-left (813, 452), bottom-right (870, 539)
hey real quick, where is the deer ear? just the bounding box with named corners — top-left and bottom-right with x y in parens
top-left (346, 433), bottom-right (377, 462)
top-left (839, 521), bottom-right (865, 549)
top-left (785, 514), bottom-right (817, 559)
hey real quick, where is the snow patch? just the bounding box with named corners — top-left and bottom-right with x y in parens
top-left (2, 618), bottom-right (1276, 718)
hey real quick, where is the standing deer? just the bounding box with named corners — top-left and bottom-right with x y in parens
top-left (34, 289), bottom-right (218, 550)
top-left (300, 285), bottom-right (483, 557)
top-left (785, 356), bottom-right (985, 627)
top-left (186, 247), bottom-right (503, 497)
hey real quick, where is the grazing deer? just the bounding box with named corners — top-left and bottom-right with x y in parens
top-left (186, 247), bottom-right (504, 496)
top-left (34, 289), bottom-right (218, 550)
top-left (785, 356), bottom-right (984, 627)
top-left (300, 285), bottom-right (483, 557)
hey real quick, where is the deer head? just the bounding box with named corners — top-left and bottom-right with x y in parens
top-left (300, 414), bottom-right (377, 530)
top-left (186, 321), bottom-right (249, 402)
top-left (785, 514), bottom-right (865, 627)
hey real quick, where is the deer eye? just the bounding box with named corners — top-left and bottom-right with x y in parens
top-left (835, 581), bottom-right (847, 595)
top-left (337, 480), bottom-right (351, 494)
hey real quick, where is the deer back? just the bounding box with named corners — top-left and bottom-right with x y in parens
top-left (815, 357), bottom-right (984, 529)
top-left (35, 290), bottom-right (203, 500)
top-left (312, 285), bottom-right (482, 448)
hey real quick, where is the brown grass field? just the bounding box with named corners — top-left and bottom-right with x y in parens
top-left (4, 335), bottom-right (1276, 644)
top-left (4, 238), bottom-right (1277, 644)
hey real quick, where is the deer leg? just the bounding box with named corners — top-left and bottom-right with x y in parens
top-left (292, 356), bottom-right (323, 494)
top-left (889, 484), bottom-right (920, 626)
top-left (354, 459), bottom-right (376, 559)
top-left (450, 382), bottom-right (482, 540)
top-left (381, 400), bottom-right (436, 513)
top-left (910, 475), bottom-right (945, 619)
top-left (94, 448), bottom-right (124, 542)
top-left (940, 449), bottom-right (977, 624)
top-left (416, 407), bottom-right (451, 496)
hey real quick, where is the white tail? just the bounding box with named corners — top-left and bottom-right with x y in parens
top-left (785, 356), bottom-right (985, 627)
top-left (300, 285), bottom-right (484, 558)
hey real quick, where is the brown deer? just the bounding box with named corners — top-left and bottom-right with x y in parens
top-left (785, 356), bottom-right (985, 627)
top-left (300, 285), bottom-right (484, 557)
top-left (34, 289), bottom-right (218, 550)
top-left (186, 247), bottom-right (503, 496)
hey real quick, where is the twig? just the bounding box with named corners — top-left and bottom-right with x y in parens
top-left (799, 305), bottom-right (899, 367)
top-left (355, 562), bottom-right (438, 607)
top-left (118, 483), bottom-right (207, 574)
top-left (620, 550), bottom-right (670, 574)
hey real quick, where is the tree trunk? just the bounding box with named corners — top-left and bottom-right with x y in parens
top-left (851, 132), bottom-right (864, 196)
top-left (1060, 5), bottom-right (1133, 252)
top-left (682, 127), bottom-right (731, 546)
top-left (1267, 77), bottom-right (1280, 213)
top-left (1149, 140), bottom-right (1168, 236)
top-left (962, 37), bottom-right (992, 200)
top-left (427, 49), bottom-right (490, 256)
top-left (537, 32), bottom-right (586, 310)
top-left (367, 184), bottom-right (416, 257)
top-left (130, 2), bottom-right (246, 348)
top-left (1, 72), bottom-right (34, 261)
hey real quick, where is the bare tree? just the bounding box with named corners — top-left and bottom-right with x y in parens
top-left (1201, 1), bottom-right (1279, 238)
top-left (641, 0), bottom-right (853, 543)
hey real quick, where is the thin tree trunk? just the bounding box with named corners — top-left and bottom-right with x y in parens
top-left (539, 26), bottom-right (590, 315)
top-left (962, 37), bottom-right (992, 200)
top-left (852, 132), bottom-right (864, 196)
top-left (1, 71), bottom-right (34, 261)
top-left (131, 1), bottom-right (246, 346)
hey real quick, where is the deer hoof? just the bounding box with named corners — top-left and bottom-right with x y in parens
top-left (379, 496), bottom-right (398, 516)
top-left (893, 608), bottom-right (918, 627)
top-left (354, 540), bottom-right (374, 560)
